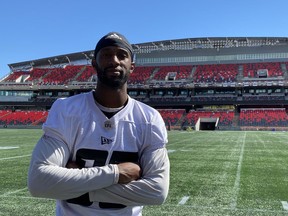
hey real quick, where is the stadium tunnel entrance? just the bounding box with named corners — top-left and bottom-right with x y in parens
top-left (196, 117), bottom-right (219, 131)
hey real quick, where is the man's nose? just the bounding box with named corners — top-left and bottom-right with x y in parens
top-left (110, 54), bottom-right (120, 64)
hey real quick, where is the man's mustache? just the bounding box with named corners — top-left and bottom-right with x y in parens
top-left (104, 67), bottom-right (123, 73)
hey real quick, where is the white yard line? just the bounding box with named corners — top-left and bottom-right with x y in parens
top-left (167, 136), bottom-right (196, 147)
top-left (0, 154), bottom-right (31, 161)
top-left (0, 146), bottom-right (19, 150)
top-left (230, 131), bottom-right (246, 210)
top-left (281, 201), bottom-right (288, 211)
top-left (178, 196), bottom-right (189, 205)
top-left (167, 150), bottom-right (176, 153)
top-left (0, 187), bottom-right (54, 201)
top-left (0, 187), bottom-right (27, 197)
top-left (4, 195), bottom-right (53, 201)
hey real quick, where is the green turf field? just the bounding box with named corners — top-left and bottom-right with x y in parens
top-left (1, 129), bottom-right (288, 216)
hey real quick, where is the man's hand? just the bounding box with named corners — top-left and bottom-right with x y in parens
top-left (66, 160), bottom-right (141, 184)
top-left (66, 161), bottom-right (80, 169)
top-left (117, 162), bottom-right (141, 184)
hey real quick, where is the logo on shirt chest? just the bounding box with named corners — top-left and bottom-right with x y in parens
top-left (103, 120), bottom-right (113, 129)
top-left (101, 136), bottom-right (113, 145)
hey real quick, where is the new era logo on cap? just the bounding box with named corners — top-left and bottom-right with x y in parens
top-left (94, 32), bottom-right (133, 60)
top-left (106, 33), bottom-right (123, 41)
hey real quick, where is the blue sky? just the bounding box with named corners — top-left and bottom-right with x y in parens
top-left (1, 0), bottom-right (288, 78)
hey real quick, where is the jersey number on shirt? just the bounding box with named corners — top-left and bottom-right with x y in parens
top-left (67, 148), bottom-right (139, 208)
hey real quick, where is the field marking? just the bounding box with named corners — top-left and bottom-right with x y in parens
top-left (178, 196), bottom-right (189, 205)
top-left (0, 146), bottom-right (19, 150)
top-left (0, 187), bottom-right (54, 201)
top-left (1, 193), bottom-right (287, 215)
top-left (0, 154), bottom-right (31, 161)
top-left (162, 203), bottom-right (288, 214)
top-left (167, 135), bottom-right (196, 147)
top-left (230, 131), bottom-right (246, 210)
top-left (0, 187), bottom-right (27, 197)
top-left (167, 150), bottom-right (176, 153)
top-left (281, 201), bottom-right (288, 211)
top-left (2, 195), bottom-right (54, 201)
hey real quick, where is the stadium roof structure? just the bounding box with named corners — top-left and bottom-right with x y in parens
top-left (8, 51), bottom-right (94, 70)
top-left (8, 36), bottom-right (288, 71)
top-left (132, 37), bottom-right (286, 53)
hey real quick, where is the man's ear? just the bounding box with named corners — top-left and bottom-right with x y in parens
top-left (91, 59), bottom-right (97, 68)
top-left (130, 62), bottom-right (135, 73)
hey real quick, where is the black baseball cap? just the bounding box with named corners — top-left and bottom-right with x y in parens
top-left (94, 32), bottom-right (134, 60)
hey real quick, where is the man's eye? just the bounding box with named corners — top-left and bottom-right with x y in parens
top-left (102, 53), bottom-right (112, 58)
top-left (103, 52), bottom-right (110, 56)
top-left (118, 52), bottom-right (128, 59)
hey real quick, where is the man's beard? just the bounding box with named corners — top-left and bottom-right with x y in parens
top-left (96, 66), bottom-right (130, 89)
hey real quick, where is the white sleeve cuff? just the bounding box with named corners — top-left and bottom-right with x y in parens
top-left (113, 164), bottom-right (119, 184)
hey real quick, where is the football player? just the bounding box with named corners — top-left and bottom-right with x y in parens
top-left (28, 32), bottom-right (170, 216)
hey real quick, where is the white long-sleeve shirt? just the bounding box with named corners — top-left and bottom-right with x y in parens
top-left (28, 91), bottom-right (170, 216)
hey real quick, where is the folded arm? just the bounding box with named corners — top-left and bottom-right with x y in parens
top-left (89, 147), bottom-right (170, 206)
top-left (27, 135), bottom-right (119, 200)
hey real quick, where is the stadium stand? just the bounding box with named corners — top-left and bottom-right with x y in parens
top-left (128, 66), bottom-right (156, 84)
top-left (1, 37), bottom-right (288, 131)
top-left (0, 110), bottom-right (48, 126)
top-left (75, 65), bottom-right (96, 82)
top-left (183, 110), bottom-right (234, 128)
top-left (153, 65), bottom-right (193, 81)
top-left (242, 62), bottom-right (283, 78)
top-left (193, 64), bottom-right (238, 83)
top-left (157, 109), bottom-right (186, 127)
top-left (2, 71), bottom-right (29, 82)
top-left (239, 108), bottom-right (288, 127)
